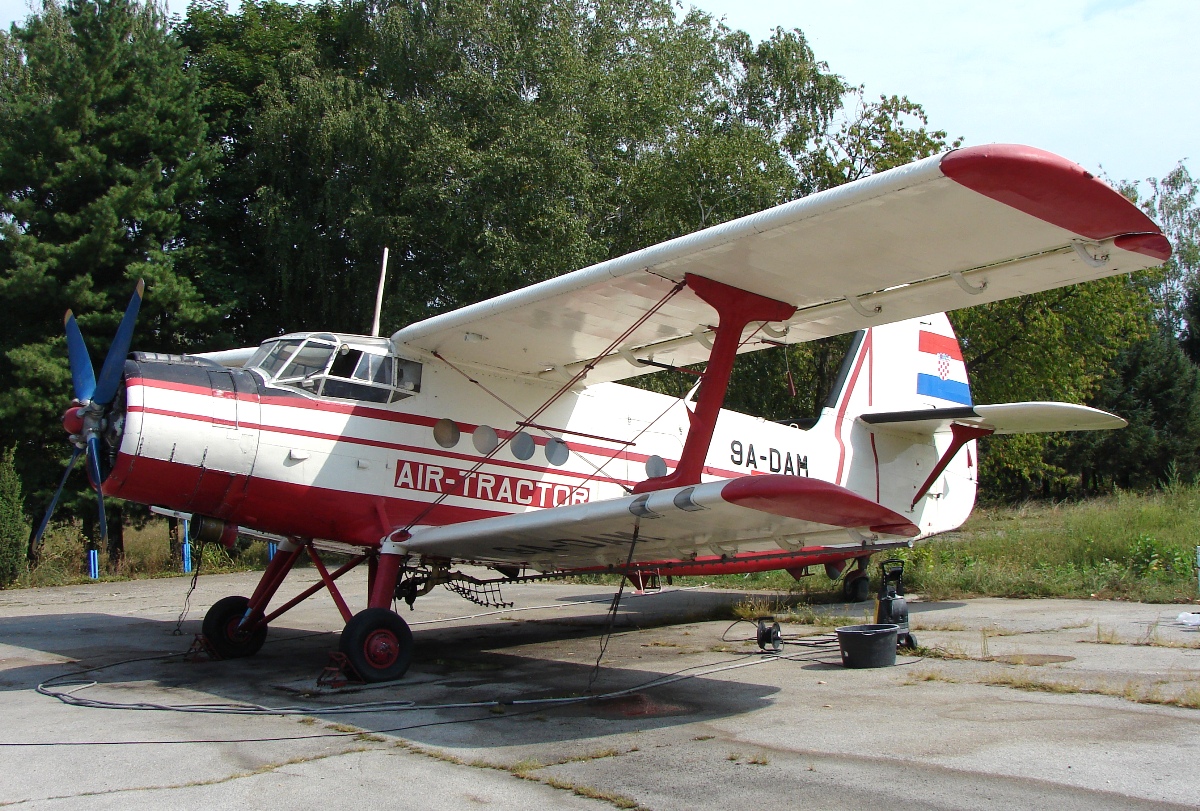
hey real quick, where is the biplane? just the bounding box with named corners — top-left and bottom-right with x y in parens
top-left (36, 144), bottom-right (1169, 681)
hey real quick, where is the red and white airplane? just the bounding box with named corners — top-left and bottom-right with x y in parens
top-left (38, 144), bottom-right (1170, 681)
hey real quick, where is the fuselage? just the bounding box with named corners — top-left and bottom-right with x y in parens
top-left (103, 326), bottom-right (977, 566)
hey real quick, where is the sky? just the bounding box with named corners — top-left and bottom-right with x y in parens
top-left (0, 0), bottom-right (1194, 186)
top-left (688, 0), bottom-right (1197, 186)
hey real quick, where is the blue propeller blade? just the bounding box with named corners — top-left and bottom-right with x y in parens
top-left (92, 279), bottom-right (144, 407)
top-left (86, 435), bottom-right (108, 545)
top-left (64, 312), bottom-right (96, 403)
top-left (29, 447), bottom-right (84, 549)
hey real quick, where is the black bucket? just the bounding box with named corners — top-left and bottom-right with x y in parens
top-left (835, 624), bottom-right (899, 668)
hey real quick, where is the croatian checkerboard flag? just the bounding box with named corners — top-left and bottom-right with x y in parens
top-left (916, 330), bottom-right (972, 405)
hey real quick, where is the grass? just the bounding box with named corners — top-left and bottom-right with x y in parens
top-left (13, 518), bottom-right (273, 588)
top-left (9, 485), bottom-right (1200, 604)
top-left (633, 482), bottom-right (1200, 602)
top-left (392, 740), bottom-right (647, 810)
top-left (694, 484), bottom-right (1200, 603)
top-left (894, 485), bottom-right (1200, 602)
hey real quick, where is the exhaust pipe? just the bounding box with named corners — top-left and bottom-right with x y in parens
top-left (186, 515), bottom-right (239, 549)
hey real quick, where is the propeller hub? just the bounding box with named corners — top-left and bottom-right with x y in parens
top-left (61, 406), bottom-right (85, 436)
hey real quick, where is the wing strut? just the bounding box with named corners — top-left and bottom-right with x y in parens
top-left (911, 422), bottom-right (994, 507)
top-left (633, 274), bottom-right (795, 494)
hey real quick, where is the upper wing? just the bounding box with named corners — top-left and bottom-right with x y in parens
top-left (391, 144), bottom-right (1169, 385)
top-left (400, 474), bottom-right (917, 570)
top-left (190, 347), bottom-right (257, 367)
top-left (860, 402), bottom-right (1127, 436)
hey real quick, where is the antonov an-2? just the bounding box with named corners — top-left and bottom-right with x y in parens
top-left (39, 144), bottom-right (1170, 681)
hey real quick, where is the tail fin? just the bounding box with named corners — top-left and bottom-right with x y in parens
top-left (817, 313), bottom-right (976, 536)
top-left (825, 313), bottom-right (971, 420)
top-left (819, 313), bottom-right (1123, 537)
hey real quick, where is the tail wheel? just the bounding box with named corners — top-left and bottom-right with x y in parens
top-left (202, 595), bottom-right (268, 659)
top-left (339, 608), bottom-right (413, 682)
top-left (843, 574), bottom-right (871, 603)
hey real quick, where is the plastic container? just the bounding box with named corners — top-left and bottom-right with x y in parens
top-left (835, 623), bottom-right (899, 668)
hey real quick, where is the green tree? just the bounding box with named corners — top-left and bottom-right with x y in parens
top-left (951, 275), bottom-right (1155, 496)
top-left (0, 446), bottom-right (28, 586)
top-left (1143, 164), bottom-right (1200, 359)
top-left (1054, 328), bottom-right (1200, 492)
top-left (179, 2), bottom-right (856, 337)
top-left (0, 0), bottom-right (217, 521)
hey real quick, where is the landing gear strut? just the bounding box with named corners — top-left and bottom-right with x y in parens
top-left (199, 537), bottom-right (421, 682)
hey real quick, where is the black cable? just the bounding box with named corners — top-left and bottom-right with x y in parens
top-left (171, 540), bottom-right (206, 636)
top-left (584, 520), bottom-right (641, 693)
top-left (13, 641), bottom-right (834, 748)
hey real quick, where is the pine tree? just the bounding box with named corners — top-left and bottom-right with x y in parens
top-left (0, 446), bottom-right (28, 587)
top-left (0, 0), bottom-right (218, 511)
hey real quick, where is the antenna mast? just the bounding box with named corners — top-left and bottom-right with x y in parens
top-left (371, 247), bottom-right (389, 337)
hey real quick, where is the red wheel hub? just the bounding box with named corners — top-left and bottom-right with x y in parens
top-left (363, 629), bottom-right (399, 668)
top-left (224, 616), bottom-right (252, 642)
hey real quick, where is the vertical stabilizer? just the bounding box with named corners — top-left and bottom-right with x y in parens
top-left (818, 313), bottom-right (977, 537)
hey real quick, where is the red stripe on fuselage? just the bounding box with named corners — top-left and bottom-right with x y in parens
top-left (834, 329), bottom-right (873, 485)
top-left (126, 376), bottom-right (751, 480)
top-left (917, 331), bottom-right (962, 361)
top-left (105, 453), bottom-right (506, 545)
top-left (127, 403), bottom-right (638, 489)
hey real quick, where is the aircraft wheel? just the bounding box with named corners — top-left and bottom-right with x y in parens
top-left (340, 608), bottom-right (413, 682)
top-left (843, 574), bottom-right (871, 603)
top-left (202, 596), bottom-right (267, 659)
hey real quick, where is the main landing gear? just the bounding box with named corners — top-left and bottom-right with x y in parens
top-left (202, 595), bottom-right (267, 659)
top-left (339, 608), bottom-right (414, 682)
top-left (199, 537), bottom-right (417, 682)
top-left (841, 556), bottom-right (872, 602)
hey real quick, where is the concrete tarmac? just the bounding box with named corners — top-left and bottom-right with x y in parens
top-left (1, 569), bottom-right (1199, 809)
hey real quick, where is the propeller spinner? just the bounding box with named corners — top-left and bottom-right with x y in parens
top-left (30, 280), bottom-right (145, 551)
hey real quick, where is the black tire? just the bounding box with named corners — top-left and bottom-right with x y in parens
top-left (900, 633), bottom-right (918, 650)
top-left (339, 608), bottom-right (414, 682)
top-left (843, 574), bottom-right (871, 603)
top-left (202, 595), bottom-right (267, 659)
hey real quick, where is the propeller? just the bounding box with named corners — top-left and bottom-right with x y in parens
top-left (30, 280), bottom-right (144, 552)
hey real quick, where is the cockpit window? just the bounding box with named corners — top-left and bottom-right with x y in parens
top-left (276, 340), bottom-right (336, 383)
top-left (247, 335), bottom-right (420, 403)
top-left (248, 339), bottom-right (303, 376)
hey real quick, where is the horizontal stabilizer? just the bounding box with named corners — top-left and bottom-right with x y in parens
top-left (402, 474), bottom-right (918, 570)
top-left (859, 401), bottom-right (1127, 436)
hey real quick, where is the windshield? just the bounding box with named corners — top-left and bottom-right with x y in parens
top-left (247, 339), bottom-right (303, 376)
top-left (246, 335), bottom-right (420, 403)
top-left (275, 340), bottom-right (337, 383)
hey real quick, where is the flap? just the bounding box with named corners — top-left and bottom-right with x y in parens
top-left (391, 145), bottom-right (1167, 385)
top-left (860, 401), bottom-right (1128, 436)
top-left (401, 474), bottom-right (918, 570)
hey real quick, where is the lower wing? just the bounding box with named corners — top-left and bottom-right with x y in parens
top-left (400, 475), bottom-right (918, 571)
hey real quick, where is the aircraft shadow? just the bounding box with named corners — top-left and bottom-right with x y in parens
top-left (0, 595), bottom-right (796, 747)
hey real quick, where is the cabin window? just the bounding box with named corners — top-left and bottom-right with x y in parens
top-left (322, 348), bottom-right (392, 403)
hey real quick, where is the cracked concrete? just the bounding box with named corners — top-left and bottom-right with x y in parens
top-left (2, 571), bottom-right (1199, 809)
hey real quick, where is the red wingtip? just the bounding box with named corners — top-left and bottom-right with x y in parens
top-left (941, 144), bottom-right (1164, 243)
top-left (1114, 233), bottom-right (1172, 262)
